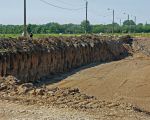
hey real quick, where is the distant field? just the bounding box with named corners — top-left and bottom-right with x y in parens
top-left (0, 34), bottom-right (81, 38)
top-left (115, 33), bottom-right (150, 38)
top-left (0, 33), bottom-right (150, 38)
top-left (0, 34), bottom-right (19, 38)
top-left (130, 33), bottom-right (150, 38)
top-left (104, 33), bottom-right (150, 38)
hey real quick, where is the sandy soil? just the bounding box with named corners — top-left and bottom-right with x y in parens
top-left (1, 99), bottom-right (149, 120)
top-left (48, 53), bottom-right (150, 111)
top-left (45, 39), bottom-right (150, 112)
top-left (0, 100), bottom-right (97, 120)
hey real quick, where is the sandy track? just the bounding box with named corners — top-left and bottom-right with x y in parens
top-left (0, 100), bottom-right (97, 120)
top-left (48, 54), bottom-right (150, 112)
top-left (0, 99), bottom-right (150, 120)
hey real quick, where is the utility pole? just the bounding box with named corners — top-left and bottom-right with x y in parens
top-left (146, 21), bottom-right (148, 25)
top-left (134, 16), bottom-right (136, 33)
top-left (120, 19), bottom-right (122, 33)
top-left (128, 14), bottom-right (130, 33)
top-left (85, 1), bottom-right (88, 34)
top-left (24, 0), bottom-right (27, 37)
top-left (128, 14), bottom-right (129, 21)
top-left (112, 9), bottom-right (115, 34)
top-left (108, 8), bottom-right (115, 34)
top-left (134, 16), bottom-right (136, 25)
top-left (120, 19), bottom-right (122, 26)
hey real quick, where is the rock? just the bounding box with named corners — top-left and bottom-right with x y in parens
top-left (35, 88), bottom-right (45, 96)
top-left (48, 87), bottom-right (59, 93)
top-left (68, 88), bottom-right (80, 94)
top-left (18, 83), bottom-right (34, 94)
top-left (47, 90), bottom-right (55, 96)
top-left (0, 83), bottom-right (7, 91)
top-left (28, 89), bottom-right (36, 96)
top-left (5, 76), bottom-right (20, 85)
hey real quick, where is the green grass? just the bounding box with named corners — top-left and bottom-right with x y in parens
top-left (103, 33), bottom-right (150, 38)
top-left (0, 34), bottom-right (19, 38)
top-left (0, 34), bottom-right (82, 38)
top-left (129, 33), bottom-right (150, 38)
top-left (1, 33), bottom-right (150, 38)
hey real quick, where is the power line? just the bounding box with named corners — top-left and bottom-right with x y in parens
top-left (51, 0), bottom-right (84, 7)
top-left (39, 0), bottom-right (85, 11)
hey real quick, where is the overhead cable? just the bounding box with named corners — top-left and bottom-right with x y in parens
top-left (52, 0), bottom-right (84, 7)
top-left (39, 0), bottom-right (85, 11)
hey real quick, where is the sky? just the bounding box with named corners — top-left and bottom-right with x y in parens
top-left (0, 0), bottom-right (150, 25)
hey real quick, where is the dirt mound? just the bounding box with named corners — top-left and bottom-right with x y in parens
top-left (133, 37), bottom-right (150, 56)
top-left (0, 76), bottom-right (134, 111)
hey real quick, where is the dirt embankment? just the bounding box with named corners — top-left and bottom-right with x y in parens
top-left (0, 35), bottom-right (131, 82)
top-left (132, 37), bottom-right (150, 56)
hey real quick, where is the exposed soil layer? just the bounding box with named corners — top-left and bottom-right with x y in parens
top-left (0, 35), bottom-right (131, 82)
top-left (1, 36), bottom-right (150, 119)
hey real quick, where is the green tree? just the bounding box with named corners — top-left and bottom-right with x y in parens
top-left (81, 20), bottom-right (92, 33)
top-left (123, 20), bottom-right (136, 26)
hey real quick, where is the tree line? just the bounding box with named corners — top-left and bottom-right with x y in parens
top-left (0, 20), bottom-right (150, 34)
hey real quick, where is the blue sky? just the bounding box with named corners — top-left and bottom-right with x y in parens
top-left (0, 0), bottom-right (150, 25)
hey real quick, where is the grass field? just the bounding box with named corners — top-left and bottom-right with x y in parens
top-left (0, 34), bottom-right (81, 38)
top-left (106, 33), bottom-right (150, 38)
top-left (0, 33), bottom-right (150, 38)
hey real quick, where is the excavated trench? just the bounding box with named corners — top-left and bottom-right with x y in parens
top-left (0, 35), bottom-right (132, 83)
top-left (1, 35), bottom-right (150, 120)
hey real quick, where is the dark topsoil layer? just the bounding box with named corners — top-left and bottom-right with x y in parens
top-left (0, 35), bottom-right (132, 54)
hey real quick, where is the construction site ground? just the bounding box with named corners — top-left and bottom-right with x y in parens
top-left (1, 38), bottom-right (150, 120)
